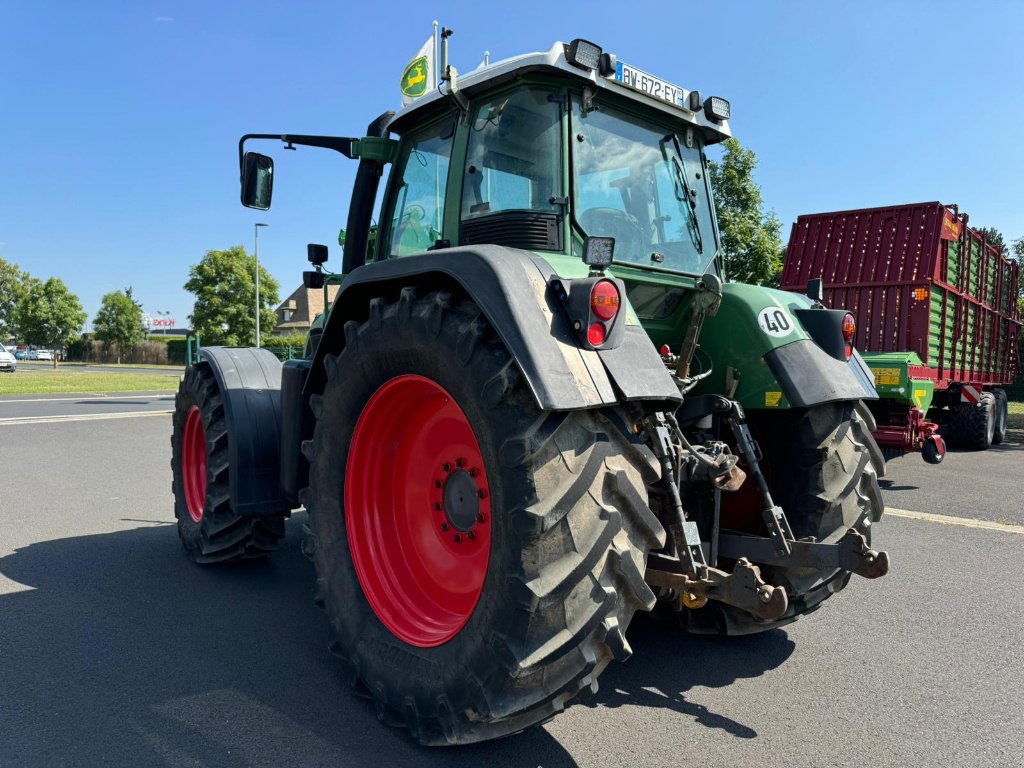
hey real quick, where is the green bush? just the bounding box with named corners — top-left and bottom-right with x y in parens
top-left (265, 333), bottom-right (308, 348)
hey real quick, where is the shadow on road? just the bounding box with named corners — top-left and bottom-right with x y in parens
top-left (0, 518), bottom-right (797, 766)
top-left (0, 519), bottom-right (576, 768)
top-left (590, 615), bottom-right (794, 739)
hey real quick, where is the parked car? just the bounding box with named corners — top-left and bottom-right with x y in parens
top-left (29, 349), bottom-right (53, 361)
top-left (0, 343), bottom-right (16, 372)
top-left (13, 349), bottom-right (26, 360)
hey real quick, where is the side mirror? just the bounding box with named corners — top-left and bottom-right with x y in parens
top-left (241, 152), bottom-right (274, 210)
top-left (303, 270), bottom-right (326, 289)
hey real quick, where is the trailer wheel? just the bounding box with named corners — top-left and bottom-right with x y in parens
top-left (303, 289), bottom-right (664, 745)
top-left (991, 388), bottom-right (1008, 445)
top-left (171, 363), bottom-right (286, 562)
top-left (950, 392), bottom-right (995, 450)
top-left (680, 401), bottom-right (883, 635)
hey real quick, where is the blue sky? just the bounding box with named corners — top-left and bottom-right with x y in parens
top-left (2, 1), bottom-right (1022, 329)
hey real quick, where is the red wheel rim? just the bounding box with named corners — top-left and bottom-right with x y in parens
top-left (346, 375), bottom-right (492, 647)
top-left (182, 405), bottom-right (207, 523)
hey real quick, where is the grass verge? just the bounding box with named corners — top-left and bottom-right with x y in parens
top-left (0, 371), bottom-right (179, 395)
top-left (1009, 400), bottom-right (1024, 429)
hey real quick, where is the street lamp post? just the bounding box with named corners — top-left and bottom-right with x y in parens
top-left (254, 222), bottom-right (269, 347)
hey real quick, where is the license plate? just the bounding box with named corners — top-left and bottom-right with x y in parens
top-left (613, 61), bottom-right (685, 109)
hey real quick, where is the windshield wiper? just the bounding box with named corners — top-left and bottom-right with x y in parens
top-left (662, 134), bottom-right (703, 254)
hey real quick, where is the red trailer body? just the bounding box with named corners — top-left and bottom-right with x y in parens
top-left (781, 201), bottom-right (1021, 460)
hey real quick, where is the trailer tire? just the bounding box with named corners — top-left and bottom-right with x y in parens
top-left (171, 363), bottom-right (286, 563)
top-left (950, 392), bottom-right (995, 450)
top-left (991, 388), bottom-right (1008, 445)
top-left (303, 289), bottom-right (665, 745)
top-left (679, 401), bottom-right (883, 635)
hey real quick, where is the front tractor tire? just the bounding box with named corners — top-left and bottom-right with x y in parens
top-left (171, 363), bottom-right (285, 562)
top-left (303, 289), bottom-right (665, 745)
top-left (682, 401), bottom-right (884, 635)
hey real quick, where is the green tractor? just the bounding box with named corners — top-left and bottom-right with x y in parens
top-left (171, 38), bottom-right (888, 744)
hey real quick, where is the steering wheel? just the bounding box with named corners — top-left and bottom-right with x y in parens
top-left (578, 207), bottom-right (646, 257)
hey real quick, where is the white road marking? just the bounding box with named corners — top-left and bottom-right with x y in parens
top-left (0, 410), bottom-right (173, 426)
top-left (0, 392), bottom-right (175, 403)
top-left (886, 507), bottom-right (1024, 535)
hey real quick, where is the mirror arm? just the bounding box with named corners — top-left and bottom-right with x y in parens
top-left (237, 134), bottom-right (359, 178)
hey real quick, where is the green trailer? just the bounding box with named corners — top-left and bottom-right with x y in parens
top-left (782, 201), bottom-right (1022, 463)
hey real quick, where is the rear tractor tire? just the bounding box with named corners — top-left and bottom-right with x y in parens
top-left (303, 289), bottom-right (665, 745)
top-left (950, 391), bottom-right (996, 450)
top-left (171, 363), bottom-right (286, 563)
top-left (680, 401), bottom-right (884, 635)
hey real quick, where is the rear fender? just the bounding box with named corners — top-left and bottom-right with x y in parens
top-left (692, 284), bottom-right (877, 410)
top-left (197, 347), bottom-right (286, 516)
top-left (304, 245), bottom-right (682, 410)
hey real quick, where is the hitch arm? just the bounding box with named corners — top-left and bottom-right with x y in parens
top-left (718, 527), bottom-right (890, 579)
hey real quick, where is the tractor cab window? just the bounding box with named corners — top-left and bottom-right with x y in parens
top-left (571, 97), bottom-right (718, 275)
top-left (460, 87), bottom-right (563, 251)
top-left (386, 119), bottom-right (454, 257)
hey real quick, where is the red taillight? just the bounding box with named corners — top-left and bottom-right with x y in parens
top-left (590, 280), bottom-right (620, 321)
top-left (587, 322), bottom-right (607, 346)
top-left (842, 313), bottom-right (856, 342)
top-left (842, 313), bottom-right (856, 360)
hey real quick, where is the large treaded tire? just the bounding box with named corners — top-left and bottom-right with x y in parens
top-left (303, 289), bottom-right (665, 745)
top-left (680, 401), bottom-right (884, 635)
top-left (171, 363), bottom-right (285, 563)
top-left (991, 388), bottom-right (1008, 445)
top-left (950, 392), bottom-right (995, 450)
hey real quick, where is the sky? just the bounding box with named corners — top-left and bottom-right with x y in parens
top-left (2, 1), bottom-right (1022, 330)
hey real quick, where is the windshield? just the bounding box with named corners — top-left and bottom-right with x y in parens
top-left (571, 97), bottom-right (718, 275)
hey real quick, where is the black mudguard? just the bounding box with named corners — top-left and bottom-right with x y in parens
top-left (764, 341), bottom-right (878, 407)
top-left (304, 245), bottom-right (682, 410)
top-left (197, 347), bottom-right (286, 516)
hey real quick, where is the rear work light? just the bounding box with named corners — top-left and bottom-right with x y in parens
top-left (590, 280), bottom-right (620, 321)
top-left (842, 312), bottom-right (856, 360)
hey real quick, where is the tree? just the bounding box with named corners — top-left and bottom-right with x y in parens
top-left (707, 138), bottom-right (784, 285)
top-left (13, 276), bottom-right (87, 367)
top-left (0, 257), bottom-right (29, 340)
top-left (93, 287), bottom-right (146, 364)
top-left (979, 227), bottom-right (1006, 253)
top-left (185, 245), bottom-right (280, 346)
top-left (1012, 236), bottom-right (1024, 317)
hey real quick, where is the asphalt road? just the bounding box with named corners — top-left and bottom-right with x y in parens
top-left (879, 426), bottom-right (1024, 526)
top-left (0, 403), bottom-right (1021, 768)
top-left (0, 392), bottom-right (175, 422)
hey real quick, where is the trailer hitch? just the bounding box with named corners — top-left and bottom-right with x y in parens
top-left (640, 413), bottom-right (789, 621)
top-left (645, 556), bottom-right (789, 621)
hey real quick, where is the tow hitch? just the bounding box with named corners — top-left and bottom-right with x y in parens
top-left (641, 400), bottom-right (890, 622)
top-left (641, 413), bottom-right (790, 621)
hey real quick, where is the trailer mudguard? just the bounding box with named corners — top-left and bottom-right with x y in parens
top-left (197, 346), bottom-right (286, 516)
top-left (691, 284), bottom-right (878, 410)
top-left (305, 245), bottom-right (682, 410)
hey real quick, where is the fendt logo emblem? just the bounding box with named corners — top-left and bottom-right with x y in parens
top-left (401, 57), bottom-right (429, 98)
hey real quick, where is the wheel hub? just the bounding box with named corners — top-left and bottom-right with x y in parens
top-left (441, 468), bottom-right (481, 532)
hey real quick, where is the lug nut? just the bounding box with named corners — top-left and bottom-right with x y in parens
top-left (434, 480), bottom-right (443, 488)
top-left (440, 522), bottom-right (449, 531)
top-left (477, 488), bottom-right (488, 499)
top-left (476, 512), bottom-right (486, 523)
top-left (433, 503), bottom-right (442, 511)
top-left (456, 457), bottom-right (466, 468)
top-left (442, 462), bottom-right (452, 472)
top-left (469, 468), bottom-right (479, 477)
top-left (452, 534), bottom-right (462, 543)
top-left (467, 530), bottom-right (475, 540)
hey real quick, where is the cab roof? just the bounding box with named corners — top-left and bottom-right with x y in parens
top-left (387, 41), bottom-right (732, 144)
